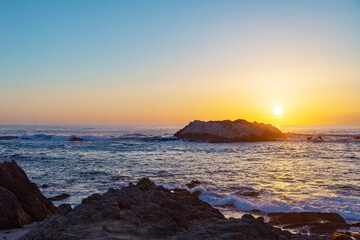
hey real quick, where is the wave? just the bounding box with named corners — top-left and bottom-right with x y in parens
top-left (190, 187), bottom-right (360, 221)
top-left (161, 184), bottom-right (360, 221)
top-left (0, 133), bottom-right (179, 142)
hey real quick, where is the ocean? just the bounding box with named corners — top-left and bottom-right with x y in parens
top-left (0, 125), bottom-right (359, 223)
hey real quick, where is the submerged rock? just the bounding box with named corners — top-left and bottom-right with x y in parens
top-left (185, 180), bottom-right (201, 189)
top-left (174, 119), bottom-right (286, 142)
top-left (22, 179), bottom-right (327, 240)
top-left (0, 161), bottom-right (56, 229)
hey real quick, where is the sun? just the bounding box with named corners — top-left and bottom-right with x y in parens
top-left (273, 107), bottom-right (283, 116)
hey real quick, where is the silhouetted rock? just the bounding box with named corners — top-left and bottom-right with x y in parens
top-left (175, 119), bottom-right (287, 142)
top-left (268, 212), bottom-right (349, 234)
top-left (49, 193), bottom-right (70, 201)
top-left (235, 186), bottom-right (262, 197)
top-left (40, 184), bottom-right (49, 188)
top-left (22, 179), bottom-right (328, 240)
top-left (0, 161), bottom-right (56, 229)
top-left (68, 136), bottom-right (85, 141)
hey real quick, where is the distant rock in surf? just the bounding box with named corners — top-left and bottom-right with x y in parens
top-left (0, 161), bottom-right (56, 229)
top-left (68, 136), bottom-right (85, 141)
top-left (174, 119), bottom-right (286, 142)
top-left (0, 136), bottom-right (18, 140)
top-left (307, 136), bottom-right (324, 142)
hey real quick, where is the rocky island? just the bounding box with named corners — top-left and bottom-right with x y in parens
top-left (174, 119), bottom-right (287, 142)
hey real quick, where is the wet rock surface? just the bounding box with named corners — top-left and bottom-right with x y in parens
top-left (268, 212), bottom-right (349, 235)
top-left (174, 119), bottom-right (287, 142)
top-left (48, 193), bottom-right (71, 201)
top-left (0, 161), bottom-right (56, 229)
top-left (22, 179), bottom-right (329, 240)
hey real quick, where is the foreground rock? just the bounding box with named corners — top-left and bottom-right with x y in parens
top-left (0, 187), bottom-right (32, 229)
top-left (175, 119), bottom-right (286, 142)
top-left (268, 212), bottom-right (349, 235)
top-left (0, 161), bottom-right (56, 229)
top-left (22, 179), bottom-right (327, 240)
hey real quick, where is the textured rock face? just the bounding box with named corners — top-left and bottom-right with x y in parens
top-left (175, 119), bottom-right (286, 142)
top-left (0, 186), bottom-right (32, 229)
top-left (22, 179), bottom-right (327, 240)
top-left (0, 161), bottom-right (56, 229)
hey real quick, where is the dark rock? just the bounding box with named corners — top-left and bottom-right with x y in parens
top-left (136, 178), bottom-right (155, 188)
top-left (56, 203), bottom-right (72, 216)
top-left (22, 179), bottom-right (328, 240)
top-left (0, 161), bottom-right (56, 226)
top-left (49, 193), bottom-right (70, 201)
top-left (268, 212), bottom-right (349, 234)
top-left (40, 184), bottom-right (50, 188)
top-left (0, 136), bottom-right (18, 140)
top-left (354, 136), bottom-right (360, 140)
top-left (0, 186), bottom-right (32, 229)
top-left (68, 136), bottom-right (85, 141)
top-left (185, 180), bottom-right (201, 189)
top-left (251, 209), bottom-right (261, 213)
top-left (174, 119), bottom-right (287, 142)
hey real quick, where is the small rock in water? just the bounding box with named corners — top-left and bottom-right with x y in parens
top-left (49, 193), bottom-right (70, 201)
top-left (185, 180), bottom-right (201, 189)
top-left (40, 184), bottom-right (50, 188)
top-left (68, 136), bottom-right (85, 141)
top-left (0, 136), bottom-right (18, 140)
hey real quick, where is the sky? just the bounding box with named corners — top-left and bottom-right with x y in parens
top-left (0, 0), bottom-right (359, 125)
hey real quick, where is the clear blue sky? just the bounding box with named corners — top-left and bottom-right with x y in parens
top-left (1, 1), bottom-right (359, 124)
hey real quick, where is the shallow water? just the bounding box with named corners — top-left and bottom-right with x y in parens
top-left (0, 125), bottom-right (359, 222)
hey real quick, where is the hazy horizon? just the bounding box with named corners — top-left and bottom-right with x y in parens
top-left (1, 0), bottom-right (359, 125)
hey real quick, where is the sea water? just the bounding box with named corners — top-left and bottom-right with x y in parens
top-left (0, 125), bottom-right (359, 222)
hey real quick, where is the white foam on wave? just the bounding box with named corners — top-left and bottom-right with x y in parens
top-left (188, 186), bottom-right (360, 221)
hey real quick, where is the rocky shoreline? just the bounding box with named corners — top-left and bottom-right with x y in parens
top-left (1, 161), bottom-right (359, 240)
